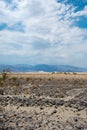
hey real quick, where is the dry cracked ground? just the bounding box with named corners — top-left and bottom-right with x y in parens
top-left (0, 73), bottom-right (87, 130)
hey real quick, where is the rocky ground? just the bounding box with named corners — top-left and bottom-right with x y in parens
top-left (0, 73), bottom-right (87, 130)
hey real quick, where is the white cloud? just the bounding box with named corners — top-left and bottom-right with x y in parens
top-left (71, 6), bottom-right (87, 17)
top-left (0, 0), bottom-right (87, 67)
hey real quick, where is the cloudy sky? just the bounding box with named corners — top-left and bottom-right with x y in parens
top-left (0, 0), bottom-right (87, 67)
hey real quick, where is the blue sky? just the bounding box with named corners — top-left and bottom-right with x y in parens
top-left (0, 0), bottom-right (87, 67)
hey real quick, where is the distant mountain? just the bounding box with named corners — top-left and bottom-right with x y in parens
top-left (0, 64), bottom-right (87, 72)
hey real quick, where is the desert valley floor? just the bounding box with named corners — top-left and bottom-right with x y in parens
top-left (0, 72), bottom-right (87, 130)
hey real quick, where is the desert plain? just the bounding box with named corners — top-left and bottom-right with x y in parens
top-left (0, 72), bottom-right (87, 130)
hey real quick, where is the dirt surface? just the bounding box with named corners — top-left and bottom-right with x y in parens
top-left (0, 73), bottom-right (87, 130)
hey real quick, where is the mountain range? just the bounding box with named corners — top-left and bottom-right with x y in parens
top-left (0, 64), bottom-right (87, 72)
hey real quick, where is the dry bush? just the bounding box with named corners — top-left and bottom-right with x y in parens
top-left (0, 106), bottom-right (5, 113)
top-left (23, 88), bottom-right (30, 95)
top-left (32, 84), bottom-right (38, 90)
top-left (26, 77), bottom-right (30, 81)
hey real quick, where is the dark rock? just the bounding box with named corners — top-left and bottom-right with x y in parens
top-left (51, 110), bottom-right (57, 115)
top-left (40, 106), bottom-right (44, 110)
top-left (0, 89), bottom-right (4, 95)
top-left (74, 118), bottom-right (78, 122)
top-left (76, 125), bottom-right (84, 130)
top-left (56, 100), bottom-right (64, 106)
